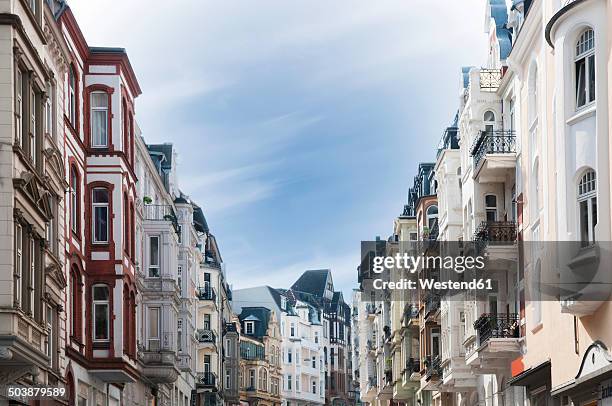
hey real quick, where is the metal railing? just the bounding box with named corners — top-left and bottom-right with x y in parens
top-left (196, 329), bottom-right (216, 344)
top-left (197, 286), bottom-right (216, 302)
top-left (471, 130), bottom-right (516, 168)
top-left (473, 313), bottom-right (519, 346)
top-left (142, 332), bottom-right (174, 352)
top-left (480, 69), bottom-right (502, 91)
top-left (406, 357), bottom-right (420, 374)
top-left (143, 204), bottom-right (180, 234)
top-left (474, 221), bottom-right (517, 243)
top-left (196, 372), bottom-right (217, 387)
top-left (424, 355), bottom-right (442, 379)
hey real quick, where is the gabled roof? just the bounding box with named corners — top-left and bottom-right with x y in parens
top-left (291, 269), bottom-right (330, 297)
top-left (238, 307), bottom-right (272, 338)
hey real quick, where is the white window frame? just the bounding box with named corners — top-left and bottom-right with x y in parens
top-left (92, 285), bottom-right (110, 342)
top-left (68, 67), bottom-right (76, 125)
top-left (90, 91), bottom-right (108, 148)
top-left (485, 194), bottom-right (497, 222)
top-left (92, 188), bottom-right (109, 244)
top-left (15, 224), bottom-right (22, 306)
top-left (16, 69), bottom-right (23, 145)
top-left (148, 307), bottom-right (160, 349)
top-left (29, 88), bottom-right (36, 165)
top-left (245, 321), bottom-right (255, 335)
top-left (45, 83), bottom-right (53, 136)
top-left (148, 235), bottom-right (160, 277)
top-left (483, 110), bottom-right (496, 133)
top-left (70, 169), bottom-right (78, 234)
top-left (578, 170), bottom-right (597, 247)
top-left (575, 28), bottom-right (595, 109)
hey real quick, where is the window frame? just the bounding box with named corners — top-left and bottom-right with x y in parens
top-left (92, 187), bottom-right (110, 244)
top-left (70, 166), bottom-right (80, 236)
top-left (148, 235), bottom-right (160, 277)
top-left (577, 169), bottom-right (597, 247)
top-left (574, 28), bottom-right (595, 110)
top-left (92, 284), bottom-right (110, 342)
top-left (68, 66), bottom-right (77, 127)
top-left (90, 91), bottom-right (109, 148)
top-left (245, 321), bottom-right (255, 335)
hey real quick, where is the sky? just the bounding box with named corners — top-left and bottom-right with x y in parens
top-left (68, 0), bottom-right (488, 300)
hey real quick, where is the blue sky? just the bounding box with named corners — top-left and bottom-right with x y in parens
top-left (69, 0), bottom-right (488, 299)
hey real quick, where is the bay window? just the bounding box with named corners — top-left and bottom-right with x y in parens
top-left (92, 285), bottom-right (109, 341)
top-left (148, 307), bottom-right (160, 350)
top-left (575, 29), bottom-right (595, 109)
top-left (578, 170), bottom-right (597, 247)
top-left (92, 188), bottom-right (109, 243)
top-left (90, 92), bottom-right (108, 147)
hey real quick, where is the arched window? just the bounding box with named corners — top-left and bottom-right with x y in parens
top-left (426, 205), bottom-right (438, 229)
top-left (90, 92), bottom-right (109, 147)
top-left (575, 28), bottom-right (595, 108)
top-left (92, 284), bottom-right (110, 341)
top-left (70, 166), bottom-right (79, 235)
top-left (485, 195), bottom-right (497, 222)
top-left (123, 193), bottom-right (129, 255)
top-left (68, 66), bottom-right (77, 125)
top-left (483, 110), bottom-right (496, 133)
top-left (578, 169), bottom-right (597, 246)
top-left (92, 188), bottom-right (110, 243)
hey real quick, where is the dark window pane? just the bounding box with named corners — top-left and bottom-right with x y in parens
top-left (576, 59), bottom-right (586, 107)
top-left (94, 303), bottom-right (108, 340)
top-left (93, 286), bottom-right (109, 300)
top-left (94, 207), bottom-right (108, 242)
top-left (588, 54), bottom-right (595, 102)
top-left (580, 200), bottom-right (589, 246)
top-left (92, 188), bottom-right (108, 203)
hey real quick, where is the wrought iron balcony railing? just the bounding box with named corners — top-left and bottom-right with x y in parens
top-left (480, 69), bottom-right (502, 91)
top-left (197, 286), bottom-right (216, 302)
top-left (196, 372), bottom-right (217, 387)
top-left (424, 294), bottom-right (441, 318)
top-left (424, 355), bottom-right (442, 379)
top-left (196, 329), bottom-right (216, 344)
top-left (143, 204), bottom-right (180, 234)
top-left (406, 357), bottom-right (420, 374)
top-left (471, 130), bottom-right (516, 168)
top-left (473, 313), bottom-right (519, 346)
top-left (474, 221), bottom-right (517, 243)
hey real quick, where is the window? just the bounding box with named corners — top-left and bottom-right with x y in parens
top-left (29, 238), bottom-right (35, 314)
top-left (426, 205), bottom-right (438, 230)
top-left (15, 69), bottom-right (23, 145)
top-left (314, 331), bottom-right (319, 343)
top-left (70, 268), bottom-right (81, 337)
top-left (249, 369), bottom-right (256, 389)
top-left (29, 87), bottom-right (37, 165)
top-left (245, 321), bottom-right (255, 335)
top-left (287, 375), bottom-right (292, 391)
top-left (290, 322), bottom-right (295, 336)
top-left (312, 380), bottom-right (317, 394)
top-left (70, 167), bottom-right (79, 234)
top-left (148, 236), bottom-right (160, 277)
top-left (259, 368), bottom-right (267, 391)
top-left (312, 356), bottom-right (316, 368)
top-left (90, 92), bottom-right (108, 147)
top-left (45, 83), bottom-right (53, 136)
top-left (46, 305), bottom-right (57, 369)
top-left (203, 313), bottom-right (211, 330)
top-left (92, 285), bottom-right (109, 341)
top-left (575, 29), bottom-right (595, 108)
top-left (578, 170), bottom-right (597, 247)
top-left (46, 195), bottom-right (58, 255)
top-left (225, 369), bottom-right (231, 389)
top-left (14, 224), bottom-right (22, 307)
top-left (148, 307), bottom-right (160, 349)
top-left (177, 319), bottom-right (183, 352)
top-left (485, 195), bottom-right (497, 222)
top-left (484, 110), bottom-right (496, 133)
top-left (287, 348), bottom-right (293, 363)
top-left (68, 67), bottom-right (76, 125)
top-left (177, 265), bottom-right (183, 294)
top-left (92, 188), bottom-right (109, 243)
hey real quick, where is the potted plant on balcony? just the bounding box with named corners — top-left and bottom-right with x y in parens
top-left (143, 196), bottom-right (152, 204)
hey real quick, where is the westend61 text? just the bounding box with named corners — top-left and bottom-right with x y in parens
top-left (372, 278), bottom-right (494, 291)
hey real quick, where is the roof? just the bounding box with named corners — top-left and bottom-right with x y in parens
top-left (291, 269), bottom-right (330, 297)
top-left (147, 144), bottom-right (173, 167)
top-left (487, 0), bottom-right (513, 60)
top-left (192, 203), bottom-right (209, 234)
top-left (238, 307), bottom-right (272, 338)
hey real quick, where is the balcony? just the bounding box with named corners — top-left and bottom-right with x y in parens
top-left (197, 286), bottom-right (217, 302)
top-left (362, 376), bottom-right (378, 403)
top-left (196, 372), bottom-right (217, 388)
top-left (143, 204), bottom-right (180, 234)
top-left (471, 130), bottom-right (516, 182)
top-left (196, 329), bottom-right (217, 346)
top-left (441, 355), bottom-right (476, 392)
top-left (479, 69), bottom-right (502, 92)
top-left (401, 304), bottom-right (419, 329)
top-left (474, 221), bottom-right (518, 263)
top-left (138, 332), bottom-right (180, 384)
top-left (466, 313), bottom-right (520, 374)
top-left (424, 356), bottom-right (441, 380)
top-left (366, 303), bottom-right (378, 319)
top-left (424, 294), bottom-right (441, 320)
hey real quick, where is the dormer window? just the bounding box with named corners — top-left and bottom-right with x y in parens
top-left (91, 92), bottom-right (109, 147)
top-left (280, 296), bottom-right (286, 310)
top-left (245, 321), bottom-right (255, 335)
top-left (575, 29), bottom-right (595, 109)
